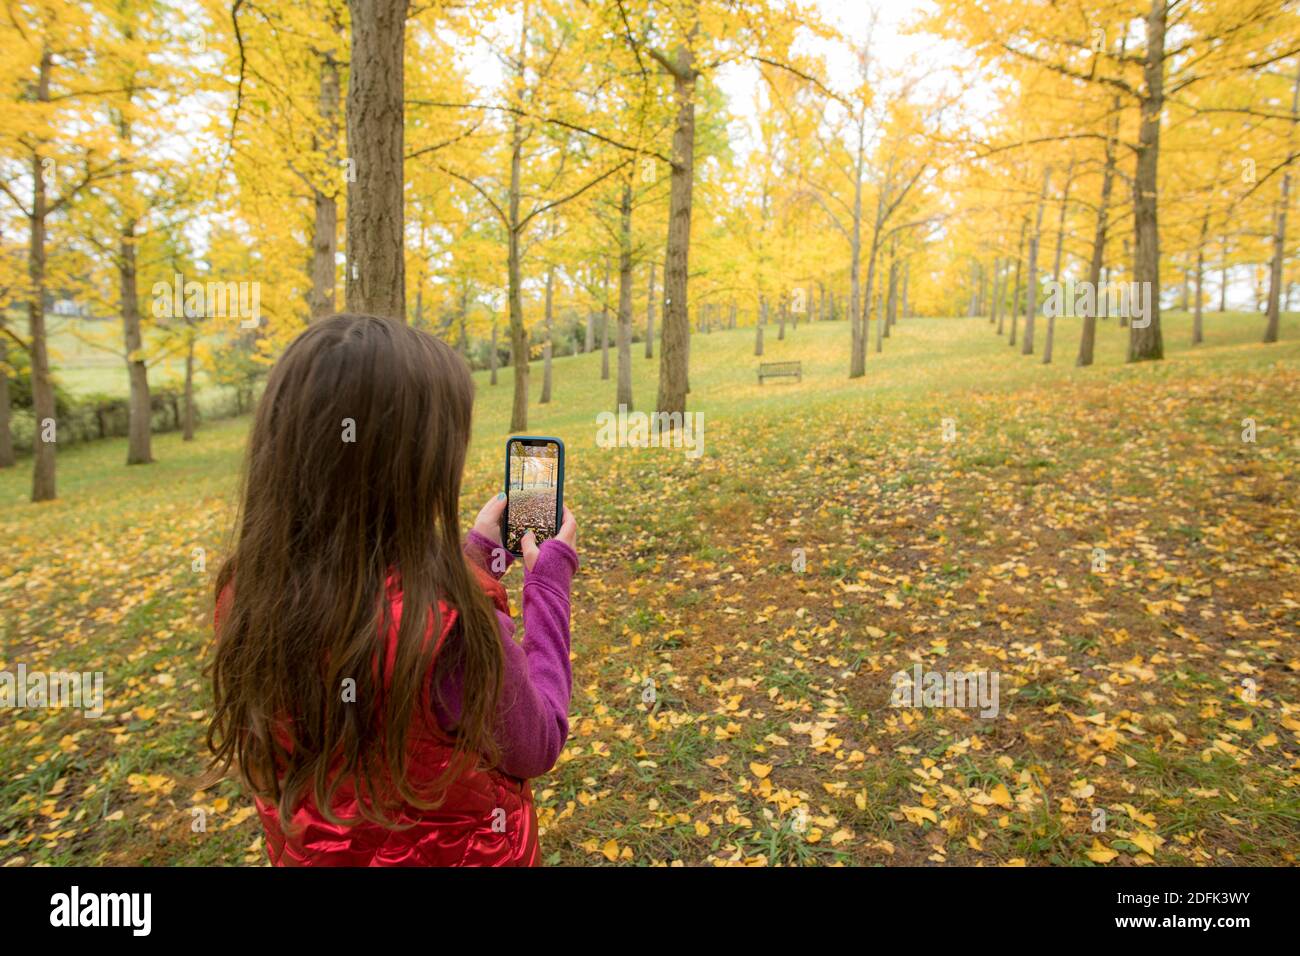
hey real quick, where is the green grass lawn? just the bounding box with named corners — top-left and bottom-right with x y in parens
top-left (11, 313), bottom-right (217, 398)
top-left (2, 308), bottom-right (1298, 866)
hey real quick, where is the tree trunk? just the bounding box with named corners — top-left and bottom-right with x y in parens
top-left (992, 257), bottom-right (1003, 331)
top-left (777, 295), bottom-right (786, 340)
top-left (1043, 161), bottom-right (1073, 364)
top-left (121, 223), bottom-right (152, 464)
top-left (506, 233), bottom-right (527, 430)
top-left (29, 50), bottom-right (56, 501)
top-left (616, 182), bottom-right (634, 409)
top-left (1078, 92), bottom-right (1119, 365)
top-left (979, 259), bottom-right (988, 317)
top-left (600, 257), bottom-right (611, 381)
top-left (540, 263), bottom-right (554, 404)
top-left (1219, 239), bottom-right (1229, 311)
top-left (860, 236), bottom-right (881, 363)
top-left (655, 43), bottom-right (696, 416)
top-left (860, 186), bottom-right (886, 362)
top-left (755, 297), bottom-right (766, 356)
top-left (885, 237), bottom-right (898, 336)
top-left (1264, 201), bottom-right (1290, 344)
top-left (345, 0), bottom-right (407, 320)
top-left (0, 332), bottom-right (13, 468)
top-left (1263, 62), bottom-right (1299, 343)
top-left (505, 7), bottom-right (529, 432)
top-left (847, 123), bottom-right (866, 377)
top-left (310, 53), bottom-right (340, 320)
top-left (1009, 217), bottom-right (1026, 347)
top-left (490, 322), bottom-right (499, 385)
top-left (1023, 166), bottom-right (1051, 356)
top-left (1128, 0), bottom-right (1166, 362)
top-left (111, 102), bottom-right (155, 466)
top-left (1193, 209), bottom-right (1209, 345)
top-left (1051, 163), bottom-right (1074, 284)
top-left (875, 272), bottom-right (884, 353)
top-left (182, 338), bottom-right (195, 441)
top-left (644, 259), bottom-right (655, 358)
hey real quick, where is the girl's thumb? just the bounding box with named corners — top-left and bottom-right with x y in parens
top-left (521, 531), bottom-right (540, 569)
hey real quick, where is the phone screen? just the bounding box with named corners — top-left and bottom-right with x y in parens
top-left (504, 439), bottom-right (561, 554)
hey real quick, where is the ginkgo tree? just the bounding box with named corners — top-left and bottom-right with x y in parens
top-left (0, 0), bottom-right (133, 501)
top-left (926, 0), bottom-right (1298, 363)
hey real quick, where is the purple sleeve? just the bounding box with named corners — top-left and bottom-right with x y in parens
top-left (436, 538), bottom-right (577, 779)
top-left (463, 528), bottom-right (512, 580)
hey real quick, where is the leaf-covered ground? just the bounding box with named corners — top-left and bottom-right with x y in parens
top-left (2, 311), bottom-right (1298, 866)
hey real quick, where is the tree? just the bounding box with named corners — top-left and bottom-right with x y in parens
top-left (415, 0), bottom-right (657, 430)
top-left (615, 0), bottom-right (832, 411)
top-left (0, 3), bottom-right (126, 501)
top-left (345, 0), bottom-right (408, 320)
top-left (928, 0), bottom-right (1296, 365)
top-left (1263, 61), bottom-right (1300, 343)
top-left (64, 0), bottom-right (200, 466)
top-left (1021, 165), bottom-right (1051, 356)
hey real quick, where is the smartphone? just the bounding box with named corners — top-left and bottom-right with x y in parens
top-left (501, 436), bottom-right (565, 557)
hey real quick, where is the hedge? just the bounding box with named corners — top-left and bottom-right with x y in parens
top-left (5, 381), bottom-right (258, 455)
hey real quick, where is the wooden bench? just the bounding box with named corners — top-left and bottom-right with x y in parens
top-left (758, 360), bottom-right (802, 384)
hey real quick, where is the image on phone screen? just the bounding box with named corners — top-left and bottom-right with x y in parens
top-left (505, 440), bottom-right (560, 554)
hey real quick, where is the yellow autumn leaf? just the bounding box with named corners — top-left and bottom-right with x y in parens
top-left (1086, 839), bottom-right (1118, 863)
top-left (1131, 832), bottom-right (1159, 857)
top-left (901, 805), bottom-right (939, 826)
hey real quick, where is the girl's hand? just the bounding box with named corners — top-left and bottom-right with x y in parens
top-left (521, 506), bottom-right (578, 573)
top-left (471, 492), bottom-right (507, 547)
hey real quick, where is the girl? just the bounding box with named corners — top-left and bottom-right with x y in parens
top-left (207, 313), bottom-right (578, 866)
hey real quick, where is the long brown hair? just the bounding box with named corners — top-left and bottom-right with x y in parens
top-left (207, 314), bottom-right (503, 829)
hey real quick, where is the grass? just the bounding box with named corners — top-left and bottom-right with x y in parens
top-left (11, 313), bottom-right (218, 397)
top-left (1, 307), bottom-right (1298, 866)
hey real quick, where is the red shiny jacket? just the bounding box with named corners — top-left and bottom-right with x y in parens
top-left (221, 567), bottom-right (540, 867)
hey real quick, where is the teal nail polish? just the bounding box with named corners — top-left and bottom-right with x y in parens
top-left (497, 492), bottom-right (506, 500)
